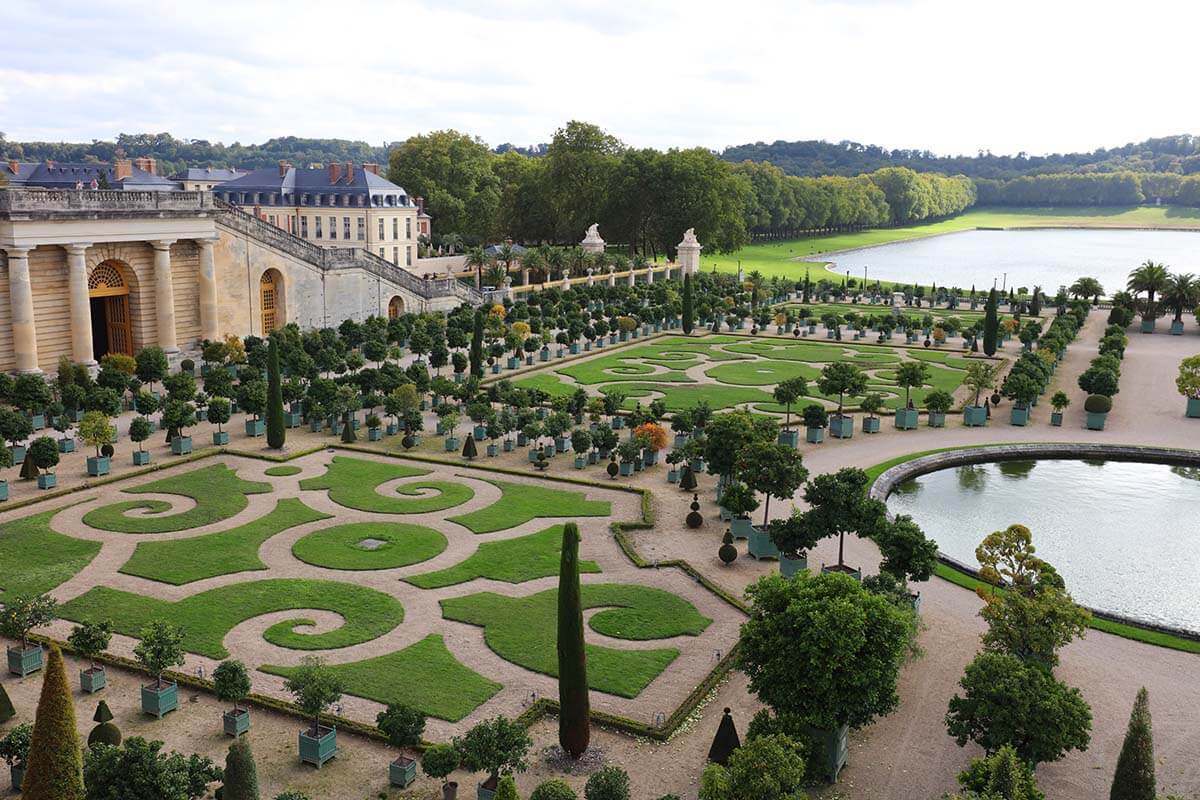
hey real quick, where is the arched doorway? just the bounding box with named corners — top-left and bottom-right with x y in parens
top-left (387, 295), bottom-right (405, 319)
top-left (88, 261), bottom-right (133, 358)
top-left (260, 269), bottom-right (284, 335)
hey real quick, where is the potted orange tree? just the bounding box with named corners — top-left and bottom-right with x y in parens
top-left (0, 593), bottom-right (56, 676)
top-left (68, 620), bottom-right (112, 693)
top-left (378, 703), bottom-right (424, 788)
top-left (215, 659), bottom-right (253, 737)
top-left (135, 620), bottom-right (185, 718)
top-left (286, 656), bottom-right (345, 769)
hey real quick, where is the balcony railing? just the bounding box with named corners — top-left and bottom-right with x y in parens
top-left (0, 188), bottom-right (213, 213)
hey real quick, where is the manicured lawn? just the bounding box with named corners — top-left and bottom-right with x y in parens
top-left (448, 479), bottom-right (611, 534)
top-left (604, 382), bottom-right (775, 413)
top-left (261, 635), bottom-right (502, 721)
top-left (82, 464), bottom-right (271, 533)
top-left (0, 507), bottom-right (101, 599)
top-left (510, 373), bottom-right (578, 400)
top-left (704, 359), bottom-right (821, 386)
top-left (291, 521), bottom-right (447, 570)
top-left (299, 456), bottom-right (474, 513)
top-left (441, 584), bottom-right (711, 698)
top-left (59, 578), bottom-right (404, 659)
top-left (702, 206), bottom-right (1200, 279)
top-left (119, 498), bottom-right (331, 585)
top-left (405, 525), bottom-right (600, 589)
top-left (264, 465), bottom-right (302, 477)
top-left (555, 338), bottom-right (747, 386)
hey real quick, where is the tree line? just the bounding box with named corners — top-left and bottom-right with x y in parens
top-left (975, 170), bottom-right (1200, 206)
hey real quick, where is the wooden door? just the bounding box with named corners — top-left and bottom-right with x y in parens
top-left (104, 296), bottom-right (133, 355)
top-left (260, 273), bottom-right (278, 335)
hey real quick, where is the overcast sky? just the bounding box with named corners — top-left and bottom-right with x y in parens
top-left (3, 0), bottom-right (1197, 157)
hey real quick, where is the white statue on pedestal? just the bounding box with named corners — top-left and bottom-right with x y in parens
top-left (581, 223), bottom-right (605, 254)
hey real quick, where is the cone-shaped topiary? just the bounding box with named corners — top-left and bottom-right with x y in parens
top-left (21, 644), bottom-right (84, 800)
top-left (462, 435), bottom-right (478, 460)
top-left (222, 737), bottom-right (260, 800)
top-left (340, 413), bottom-right (357, 443)
top-left (0, 683), bottom-right (14, 724)
top-left (682, 273), bottom-right (695, 335)
top-left (686, 493), bottom-right (704, 529)
top-left (1110, 687), bottom-right (1155, 800)
top-left (707, 708), bottom-right (741, 766)
top-left (88, 700), bottom-right (122, 746)
top-left (558, 522), bottom-right (590, 759)
top-left (718, 530), bottom-right (737, 565)
top-left (679, 465), bottom-right (698, 492)
top-left (266, 336), bottom-right (286, 450)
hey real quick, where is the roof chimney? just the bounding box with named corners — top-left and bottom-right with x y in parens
top-left (362, 162), bottom-right (380, 176)
top-left (113, 159), bottom-right (133, 181)
top-left (328, 162), bottom-right (342, 184)
top-left (278, 160), bottom-right (291, 177)
top-left (7, 160), bottom-right (17, 175)
top-left (344, 162), bottom-right (353, 183)
top-left (45, 159), bottom-right (56, 171)
top-left (415, 196), bottom-right (425, 213)
top-left (133, 156), bottom-right (157, 175)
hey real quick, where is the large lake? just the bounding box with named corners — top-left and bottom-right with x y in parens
top-left (822, 228), bottom-right (1200, 293)
top-left (886, 459), bottom-right (1200, 633)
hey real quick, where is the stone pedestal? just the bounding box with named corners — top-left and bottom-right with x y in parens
top-left (676, 228), bottom-right (701, 277)
top-left (580, 223), bottom-right (605, 255)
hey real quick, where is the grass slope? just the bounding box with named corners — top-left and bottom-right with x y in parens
top-left (405, 525), bottom-right (601, 589)
top-left (441, 584), bottom-right (711, 698)
top-left (291, 522), bottom-right (447, 570)
top-left (262, 634), bottom-right (502, 722)
top-left (0, 507), bottom-right (101, 600)
top-left (119, 498), bottom-right (331, 585)
top-left (448, 479), bottom-right (610, 534)
top-left (82, 464), bottom-right (271, 533)
top-left (299, 456), bottom-right (473, 513)
top-left (59, 578), bottom-right (404, 659)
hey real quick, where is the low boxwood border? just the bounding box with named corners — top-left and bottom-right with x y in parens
top-left (866, 442), bottom-right (1200, 655)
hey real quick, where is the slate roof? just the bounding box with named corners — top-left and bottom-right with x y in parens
top-left (216, 166), bottom-right (410, 205)
top-left (3, 161), bottom-right (176, 189)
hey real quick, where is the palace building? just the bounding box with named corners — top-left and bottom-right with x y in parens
top-left (0, 161), bottom-right (477, 375)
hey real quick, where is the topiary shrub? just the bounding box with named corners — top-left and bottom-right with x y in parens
top-left (530, 779), bottom-right (578, 800)
top-left (0, 684), bottom-right (14, 724)
top-left (88, 701), bottom-right (122, 748)
top-left (495, 775), bottom-right (520, 800)
top-left (584, 766), bottom-right (630, 800)
top-left (719, 530), bottom-right (738, 565)
top-left (221, 737), bottom-right (259, 800)
top-left (1084, 394), bottom-right (1112, 414)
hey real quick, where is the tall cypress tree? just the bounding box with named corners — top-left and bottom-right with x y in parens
top-left (222, 737), bottom-right (261, 800)
top-left (21, 645), bottom-right (84, 800)
top-left (1110, 687), bottom-right (1155, 800)
top-left (682, 273), bottom-right (695, 335)
top-left (470, 309), bottom-right (485, 377)
top-left (265, 336), bottom-right (285, 449)
top-left (557, 522), bottom-right (590, 758)
top-left (983, 288), bottom-right (999, 356)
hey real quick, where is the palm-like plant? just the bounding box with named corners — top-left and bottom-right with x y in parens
top-left (464, 246), bottom-right (490, 289)
top-left (1163, 272), bottom-right (1199, 323)
top-left (1127, 260), bottom-right (1171, 320)
top-left (520, 247), bottom-right (545, 285)
top-left (1068, 277), bottom-right (1104, 303)
top-left (545, 247), bottom-right (567, 282)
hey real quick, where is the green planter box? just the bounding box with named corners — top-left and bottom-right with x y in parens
top-left (478, 780), bottom-right (498, 800)
top-left (1010, 406), bottom-right (1031, 426)
top-left (748, 526), bottom-right (779, 560)
top-left (473, 425), bottom-right (487, 441)
top-left (1170, 320), bottom-right (1185, 335)
top-left (1050, 411), bottom-right (1064, 427)
top-left (730, 516), bottom-right (755, 540)
top-left (10, 765), bottom-right (23, 792)
top-left (224, 708), bottom-right (251, 737)
top-left (9, 445), bottom-right (24, 465)
top-left (805, 724), bottom-right (850, 782)
top-left (1140, 319), bottom-right (1156, 333)
top-left (368, 428), bottom-right (383, 441)
top-left (87, 455), bottom-right (111, 476)
top-left (80, 666), bottom-right (106, 693)
top-left (309, 419), bottom-right (323, 433)
top-left (806, 426), bottom-right (824, 444)
top-left (527, 448), bottom-right (541, 463)
top-left (862, 416), bottom-right (880, 433)
top-left (0, 479), bottom-right (7, 501)
top-left (8, 644), bottom-right (42, 676)
top-left (555, 436), bottom-right (569, 453)
top-left (389, 756), bottom-right (417, 788)
top-left (444, 437), bottom-right (459, 452)
top-left (574, 455), bottom-right (586, 469)
top-left (37, 473), bottom-right (57, 489)
top-left (245, 419), bottom-right (265, 437)
top-left (829, 415), bottom-right (853, 439)
top-left (299, 726), bottom-right (337, 768)
top-left (29, 413), bottom-right (45, 430)
top-left (133, 450), bottom-right (151, 466)
top-left (894, 408), bottom-right (919, 430)
top-left (488, 444), bottom-right (500, 458)
top-left (58, 437), bottom-right (76, 453)
top-left (286, 412), bottom-right (303, 428)
top-left (927, 411), bottom-right (946, 428)
top-left (619, 461), bottom-right (634, 476)
top-left (386, 422), bottom-right (400, 435)
top-left (141, 681), bottom-right (178, 718)
top-left (1086, 411), bottom-right (1108, 430)
top-left (212, 431), bottom-right (230, 445)
top-left (779, 553), bottom-right (807, 578)
top-left (963, 405), bottom-right (988, 427)
top-left (1187, 397), bottom-right (1200, 418)
top-left (821, 564), bottom-right (862, 581)
top-left (171, 436), bottom-right (193, 455)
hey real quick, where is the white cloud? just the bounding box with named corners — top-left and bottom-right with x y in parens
top-left (2, 0), bottom-right (1198, 157)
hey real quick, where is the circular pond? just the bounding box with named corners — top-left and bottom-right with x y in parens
top-left (886, 458), bottom-right (1200, 633)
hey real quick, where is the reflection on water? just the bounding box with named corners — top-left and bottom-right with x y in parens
top-left (887, 459), bottom-right (1200, 633)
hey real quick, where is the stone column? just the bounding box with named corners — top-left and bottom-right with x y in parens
top-left (66, 243), bottom-right (96, 366)
top-left (677, 228), bottom-right (702, 276)
top-left (196, 238), bottom-right (219, 343)
top-left (151, 240), bottom-right (179, 353)
top-left (5, 248), bottom-right (40, 373)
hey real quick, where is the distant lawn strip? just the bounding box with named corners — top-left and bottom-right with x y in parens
top-left (299, 456), bottom-right (472, 514)
top-left (264, 465), bottom-right (302, 477)
top-left (119, 499), bottom-right (332, 585)
top-left (0, 506), bottom-right (101, 599)
top-left (262, 635), bottom-right (501, 722)
top-left (441, 584), bottom-right (711, 698)
top-left (292, 522), bottom-right (447, 570)
top-left (448, 479), bottom-right (611, 534)
top-left (405, 525), bottom-right (600, 589)
top-left (907, 350), bottom-right (974, 370)
top-left (82, 464), bottom-right (271, 534)
top-left (59, 578), bottom-right (404, 659)
top-left (604, 382), bottom-right (774, 414)
top-left (510, 373), bottom-right (578, 400)
top-left (725, 339), bottom-right (904, 364)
